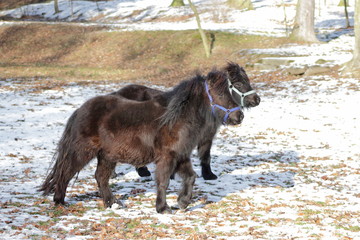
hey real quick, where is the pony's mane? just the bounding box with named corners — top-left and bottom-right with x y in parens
top-left (160, 74), bottom-right (207, 127)
top-left (159, 69), bottom-right (230, 128)
top-left (207, 68), bottom-right (229, 94)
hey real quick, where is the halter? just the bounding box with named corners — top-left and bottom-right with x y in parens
top-left (227, 79), bottom-right (257, 108)
top-left (204, 81), bottom-right (242, 125)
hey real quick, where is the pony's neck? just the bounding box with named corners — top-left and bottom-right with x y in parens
top-left (160, 76), bottom-right (215, 128)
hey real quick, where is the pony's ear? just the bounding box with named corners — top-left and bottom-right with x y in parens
top-left (225, 62), bottom-right (243, 79)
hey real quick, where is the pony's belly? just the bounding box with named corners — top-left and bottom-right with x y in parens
top-left (106, 148), bottom-right (154, 167)
top-left (102, 133), bottom-right (156, 167)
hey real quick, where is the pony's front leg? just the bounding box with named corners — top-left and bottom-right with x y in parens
top-left (198, 139), bottom-right (217, 180)
top-left (96, 152), bottom-right (121, 208)
top-left (177, 158), bottom-right (196, 209)
top-left (155, 157), bottom-right (175, 213)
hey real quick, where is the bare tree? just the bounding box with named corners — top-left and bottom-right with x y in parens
top-left (69, 0), bottom-right (74, 17)
top-left (227, 0), bottom-right (254, 10)
top-left (54, 0), bottom-right (59, 13)
top-left (290, 0), bottom-right (318, 42)
top-left (188, 0), bottom-right (210, 58)
top-left (342, 0), bottom-right (360, 77)
top-left (96, 0), bottom-right (101, 11)
top-left (282, 0), bottom-right (290, 36)
top-left (170, 0), bottom-right (185, 7)
top-left (340, 0), bottom-right (351, 28)
top-left (338, 0), bottom-right (349, 6)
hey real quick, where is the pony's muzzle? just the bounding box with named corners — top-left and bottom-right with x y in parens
top-left (246, 94), bottom-right (261, 108)
top-left (227, 110), bottom-right (244, 125)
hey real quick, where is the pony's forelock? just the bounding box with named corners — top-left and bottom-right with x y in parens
top-left (225, 62), bottom-right (249, 83)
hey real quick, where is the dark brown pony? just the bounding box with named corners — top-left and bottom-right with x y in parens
top-left (113, 62), bottom-right (260, 180)
top-left (39, 66), bottom-right (244, 213)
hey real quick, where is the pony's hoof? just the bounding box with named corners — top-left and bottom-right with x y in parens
top-left (54, 197), bottom-right (66, 206)
top-left (178, 199), bottom-right (190, 210)
top-left (110, 170), bottom-right (118, 179)
top-left (54, 201), bottom-right (67, 206)
top-left (171, 205), bottom-right (180, 210)
top-left (136, 167), bottom-right (151, 177)
top-left (156, 204), bottom-right (172, 214)
top-left (104, 197), bottom-right (124, 209)
top-left (111, 201), bottom-right (126, 210)
top-left (203, 172), bottom-right (218, 180)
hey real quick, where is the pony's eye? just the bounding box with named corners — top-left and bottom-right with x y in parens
top-left (233, 83), bottom-right (242, 88)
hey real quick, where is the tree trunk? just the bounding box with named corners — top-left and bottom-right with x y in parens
top-left (227, 0), bottom-right (254, 10)
top-left (54, 0), bottom-right (59, 13)
top-left (188, 0), bottom-right (210, 58)
top-left (170, 0), bottom-right (185, 7)
top-left (338, 0), bottom-right (349, 6)
top-left (343, 0), bottom-right (350, 28)
top-left (282, 0), bottom-right (289, 36)
top-left (69, 0), bottom-right (74, 17)
top-left (96, 0), bottom-right (101, 11)
top-left (290, 0), bottom-right (318, 42)
top-left (342, 0), bottom-right (360, 77)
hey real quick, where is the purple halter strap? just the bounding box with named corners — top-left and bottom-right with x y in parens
top-left (204, 81), bottom-right (242, 125)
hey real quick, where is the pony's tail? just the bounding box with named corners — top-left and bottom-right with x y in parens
top-left (39, 110), bottom-right (88, 204)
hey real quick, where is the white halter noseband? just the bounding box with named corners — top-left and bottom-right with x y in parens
top-left (227, 79), bottom-right (256, 107)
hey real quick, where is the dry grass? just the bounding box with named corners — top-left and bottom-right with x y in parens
top-left (0, 0), bottom-right (48, 11)
top-left (0, 23), bottom-right (301, 86)
top-left (0, 0), bottom-right (111, 11)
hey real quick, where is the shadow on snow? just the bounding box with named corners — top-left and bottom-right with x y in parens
top-left (68, 150), bottom-right (299, 211)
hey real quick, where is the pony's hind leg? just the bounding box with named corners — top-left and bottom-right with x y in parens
top-left (176, 158), bottom-right (196, 210)
top-left (53, 153), bottom-right (94, 205)
top-left (95, 151), bottom-right (120, 208)
top-left (155, 155), bottom-right (176, 213)
top-left (54, 176), bottom-right (72, 205)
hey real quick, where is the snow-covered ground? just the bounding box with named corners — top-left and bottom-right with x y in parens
top-left (0, 0), bottom-right (356, 37)
top-left (0, 76), bottom-right (359, 239)
top-left (1, 0), bottom-right (359, 239)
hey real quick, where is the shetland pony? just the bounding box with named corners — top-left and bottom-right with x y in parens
top-left (113, 62), bottom-right (260, 180)
top-left (40, 66), bottom-right (246, 213)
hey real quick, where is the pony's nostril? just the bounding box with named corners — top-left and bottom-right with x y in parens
top-left (234, 111), bottom-right (244, 124)
top-left (254, 96), bottom-right (261, 105)
top-left (227, 111), bottom-right (243, 125)
top-left (239, 112), bottom-right (244, 122)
